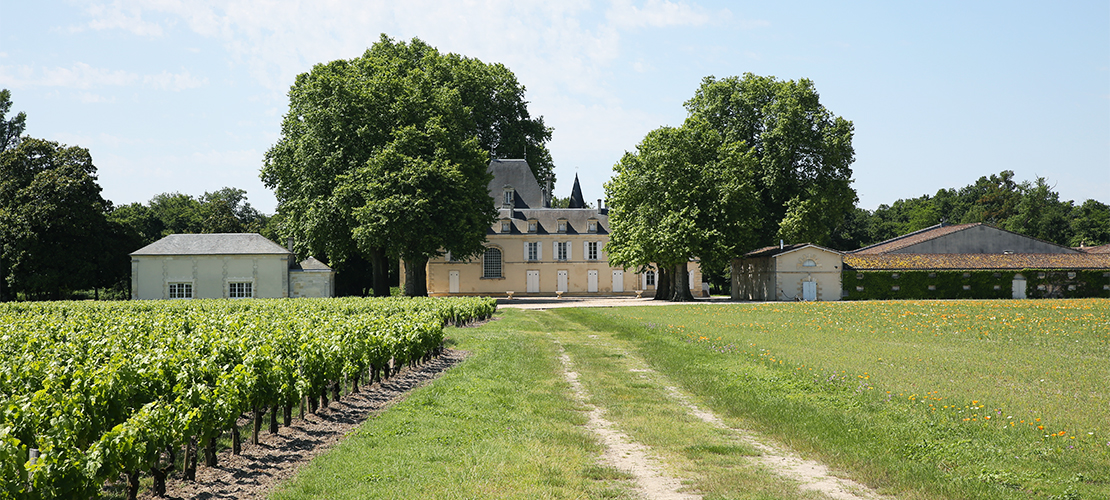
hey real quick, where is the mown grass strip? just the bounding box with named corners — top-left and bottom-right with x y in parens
top-left (534, 309), bottom-right (833, 500)
top-left (269, 309), bottom-right (636, 500)
top-left (557, 300), bottom-right (1110, 500)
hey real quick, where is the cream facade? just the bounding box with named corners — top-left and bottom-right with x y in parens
top-left (130, 233), bottom-right (334, 300)
top-left (731, 244), bottom-right (843, 301)
top-left (423, 159), bottom-right (702, 297)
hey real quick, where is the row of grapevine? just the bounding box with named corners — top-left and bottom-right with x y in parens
top-left (0, 296), bottom-right (496, 499)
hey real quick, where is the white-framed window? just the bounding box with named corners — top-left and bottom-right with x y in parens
top-left (556, 242), bottom-right (568, 261)
top-left (168, 282), bottom-right (193, 299)
top-left (587, 241), bottom-right (599, 260)
top-left (645, 270), bottom-right (656, 286)
top-left (503, 188), bottom-right (515, 207)
top-left (500, 219), bottom-right (512, 233)
top-left (803, 259), bottom-right (817, 267)
top-left (588, 219), bottom-right (598, 233)
top-left (528, 219), bottom-right (538, 233)
top-left (229, 281), bottom-right (253, 299)
top-left (526, 242), bottom-right (540, 261)
top-left (483, 247), bottom-right (502, 278)
top-left (557, 219), bottom-right (567, 233)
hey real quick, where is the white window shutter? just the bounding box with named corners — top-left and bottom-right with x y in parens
top-left (524, 242), bottom-right (529, 260)
top-left (641, 273), bottom-right (647, 289)
top-left (583, 241), bottom-right (589, 260)
top-left (537, 241), bottom-right (542, 260)
top-left (553, 241), bottom-right (559, 259)
top-left (566, 241), bottom-right (572, 260)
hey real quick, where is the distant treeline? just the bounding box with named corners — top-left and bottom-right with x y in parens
top-left (829, 170), bottom-right (1108, 251)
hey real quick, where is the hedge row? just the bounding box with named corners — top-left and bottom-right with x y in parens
top-left (841, 269), bottom-right (1110, 301)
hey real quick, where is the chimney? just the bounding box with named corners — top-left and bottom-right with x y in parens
top-left (287, 238), bottom-right (294, 252)
top-left (597, 198), bottom-right (602, 210)
top-left (780, 239), bottom-right (784, 250)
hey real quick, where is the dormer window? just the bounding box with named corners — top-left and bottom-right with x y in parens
top-left (500, 219), bottom-right (512, 233)
top-left (587, 218), bottom-right (598, 233)
top-left (557, 218), bottom-right (567, 233)
top-left (527, 219), bottom-right (538, 233)
top-left (503, 187), bottom-right (515, 208)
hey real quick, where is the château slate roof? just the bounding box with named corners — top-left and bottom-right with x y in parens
top-left (568, 174), bottom-right (586, 209)
top-left (844, 253), bottom-right (1110, 270)
top-left (131, 233), bottom-right (292, 256)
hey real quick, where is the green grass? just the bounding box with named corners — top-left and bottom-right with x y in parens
top-left (558, 299), bottom-right (1110, 499)
top-left (268, 309), bottom-right (637, 499)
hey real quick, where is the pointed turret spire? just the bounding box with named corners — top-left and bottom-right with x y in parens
top-left (568, 174), bottom-right (586, 209)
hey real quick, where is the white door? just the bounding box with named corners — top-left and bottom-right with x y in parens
top-left (448, 270), bottom-right (460, 294)
top-left (802, 281), bottom-right (817, 301)
top-left (587, 270), bottom-right (598, 292)
top-left (1012, 274), bottom-right (1026, 299)
top-left (612, 270), bottom-right (624, 292)
top-left (526, 270), bottom-right (540, 293)
top-left (557, 270), bottom-right (568, 292)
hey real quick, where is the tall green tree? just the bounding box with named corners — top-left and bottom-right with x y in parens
top-left (262, 35), bottom-right (543, 296)
top-left (605, 118), bottom-right (758, 301)
top-left (0, 138), bottom-right (111, 299)
top-left (0, 89), bottom-right (26, 152)
top-left (685, 74), bottom-right (856, 247)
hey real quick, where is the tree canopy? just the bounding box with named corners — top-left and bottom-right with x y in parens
top-left (853, 171), bottom-right (1109, 249)
top-left (685, 74), bottom-right (857, 247)
top-left (0, 138), bottom-right (112, 299)
top-left (0, 89), bottom-right (26, 152)
top-left (605, 118), bottom-right (758, 300)
top-left (262, 35), bottom-right (548, 295)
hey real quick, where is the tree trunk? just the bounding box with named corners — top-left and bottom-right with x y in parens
top-left (370, 246), bottom-right (390, 297)
top-left (205, 435), bottom-right (218, 467)
top-left (670, 262), bottom-right (695, 301)
top-left (284, 404), bottom-right (292, 426)
top-left (127, 469), bottom-right (141, 500)
top-left (654, 267), bottom-right (672, 300)
top-left (184, 435), bottom-right (197, 481)
top-left (269, 405), bottom-right (279, 434)
top-left (232, 425), bottom-right (241, 455)
top-left (252, 406), bottom-right (261, 445)
top-left (403, 256), bottom-right (429, 296)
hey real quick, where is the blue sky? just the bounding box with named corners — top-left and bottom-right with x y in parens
top-left (2, 1), bottom-right (1107, 214)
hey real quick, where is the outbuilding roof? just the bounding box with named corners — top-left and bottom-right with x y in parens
top-left (844, 253), bottom-right (1110, 270)
top-left (290, 256), bottom-right (332, 271)
top-left (131, 233), bottom-right (292, 256)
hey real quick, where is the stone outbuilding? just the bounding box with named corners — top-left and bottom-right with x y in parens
top-left (130, 233), bottom-right (334, 300)
top-left (731, 243), bottom-right (844, 301)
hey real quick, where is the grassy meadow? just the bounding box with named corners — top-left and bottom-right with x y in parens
top-left (274, 299), bottom-right (1108, 500)
top-left (561, 298), bottom-right (1109, 499)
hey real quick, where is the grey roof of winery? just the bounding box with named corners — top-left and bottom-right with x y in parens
top-left (131, 233), bottom-right (292, 256)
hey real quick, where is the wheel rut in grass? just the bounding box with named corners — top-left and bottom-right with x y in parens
top-left (556, 342), bottom-right (700, 500)
top-left (660, 387), bottom-right (890, 500)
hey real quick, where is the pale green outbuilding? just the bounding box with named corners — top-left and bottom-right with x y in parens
top-left (130, 233), bottom-right (334, 300)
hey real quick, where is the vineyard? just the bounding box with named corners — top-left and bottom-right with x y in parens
top-left (0, 296), bottom-right (496, 500)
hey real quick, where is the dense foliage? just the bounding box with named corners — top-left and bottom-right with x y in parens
top-left (262, 35), bottom-right (551, 296)
top-left (605, 118), bottom-right (758, 300)
top-left (843, 269), bottom-right (1110, 300)
top-left (845, 170), bottom-right (1109, 250)
top-left (0, 296), bottom-right (495, 499)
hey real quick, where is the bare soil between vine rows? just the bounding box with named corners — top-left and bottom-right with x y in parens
top-left (134, 349), bottom-right (468, 500)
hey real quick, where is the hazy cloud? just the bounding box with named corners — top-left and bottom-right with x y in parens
top-left (0, 63), bottom-right (205, 91)
top-left (83, 0), bottom-right (165, 36)
top-left (607, 0), bottom-right (711, 28)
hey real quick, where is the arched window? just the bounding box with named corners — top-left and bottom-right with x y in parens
top-left (803, 259), bottom-right (817, 267)
top-left (483, 247), bottom-right (502, 278)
